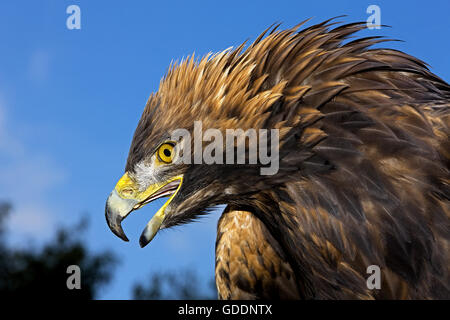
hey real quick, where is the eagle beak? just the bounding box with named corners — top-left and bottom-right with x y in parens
top-left (105, 172), bottom-right (183, 247)
top-left (105, 189), bottom-right (135, 242)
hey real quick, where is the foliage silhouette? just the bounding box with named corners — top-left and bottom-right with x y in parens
top-left (133, 268), bottom-right (217, 300)
top-left (0, 202), bottom-right (117, 299)
top-left (0, 202), bottom-right (217, 300)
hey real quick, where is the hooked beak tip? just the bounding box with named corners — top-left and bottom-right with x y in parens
top-left (111, 223), bottom-right (130, 242)
top-left (105, 208), bottom-right (130, 242)
top-left (105, 192), bottom-right (133, 242)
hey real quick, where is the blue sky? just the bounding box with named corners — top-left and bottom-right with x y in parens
top-left (0, 0), bottom-right (449, 299)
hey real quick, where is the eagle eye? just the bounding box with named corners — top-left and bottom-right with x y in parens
top-left (157, 142), bottom-right (175, 163)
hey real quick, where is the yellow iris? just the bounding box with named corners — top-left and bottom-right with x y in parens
top-left (157, 143), bottom-right (175, 163)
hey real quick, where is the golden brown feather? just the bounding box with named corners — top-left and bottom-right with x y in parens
top-left (122, 18), bottom-right (450, 299)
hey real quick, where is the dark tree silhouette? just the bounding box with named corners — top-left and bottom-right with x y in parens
top-left (0, 202), bottom-right (117, 299)
top-left (133, 269), bottom-right (217, 300)
top-left (0, 201), bottom-right (217, 300)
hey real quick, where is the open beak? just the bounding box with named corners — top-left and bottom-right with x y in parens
top-left (105, 172), bottom-right (183, 247)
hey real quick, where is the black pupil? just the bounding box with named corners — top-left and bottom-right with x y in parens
top-left (163, 148), bottom-right (171, 157)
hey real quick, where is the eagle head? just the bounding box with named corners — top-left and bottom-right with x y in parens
top-left (104, 43), bottom-right (297, 247)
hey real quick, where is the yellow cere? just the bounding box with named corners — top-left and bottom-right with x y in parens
top-left (114, 172), bottom-right (137, 199)
top-left (114, 171), bottom-right (183, 206)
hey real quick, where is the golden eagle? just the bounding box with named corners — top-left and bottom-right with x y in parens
top-left (105, 18), bottom-right (450, 299)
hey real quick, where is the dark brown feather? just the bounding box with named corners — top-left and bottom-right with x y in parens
top-left (127, 19), bottom-right (450, 299)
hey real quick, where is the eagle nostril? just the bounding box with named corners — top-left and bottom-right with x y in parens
top-left (121, 188), bottom-right (135, 198)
